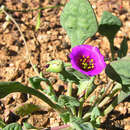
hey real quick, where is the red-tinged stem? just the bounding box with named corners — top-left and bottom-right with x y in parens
top-left (51, 124), bottom-right (70, 130)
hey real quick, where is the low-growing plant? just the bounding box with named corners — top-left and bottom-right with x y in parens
top-left (0, 0), bottom-right (129, 130)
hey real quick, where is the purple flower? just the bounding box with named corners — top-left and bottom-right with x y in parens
top-left (69, 45), bottom-right (106, 76)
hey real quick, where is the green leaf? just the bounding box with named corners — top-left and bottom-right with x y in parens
top-left (66, 67), bottom-right (89, 80)
top-left (77, 77), bottom-right (95, 98)
top-left (35, 12), bottom-right (41, 31)
top-left (29, 76), bottom-right (57, 102)
top-left (0, 82), bottom-right (63, 113)
top-left (70, 116), bottom-right (84, 124)
top-left (105, 56), bottom-right (130, 85)
top-left (98, 11), bottom-right (122, 60)
top-left (59, 69), bottom-right (79, 84)
top-left (58, 95), bottom-right (80, 108)
top-left (0, 118), bottom-right (6, 128)
top-left (29, 76), bottom-right (44, 90)
top-left (100, 87), bottom-right (105, 95)
top-left (118, 37), bottom-right (128, 58)
top-left (90, 106), bottom-right (101, 122)
top-left (71, 122), bottom-right (95, 130)
top-left (3, 123), bottom-right (22, 130)
top-left (60, 112), bottom-right (70, 123)
top-left (89, 96), bottom-right (96, 104)
top-left (14, 103), bottom-right (40, 116)
top-left (71, 117), bottom-right (95, 130)
top-left (60, 0), bottom-right (98, 47)
top-left (119, 89), bottom-right (130, 103)
top-left (98, 11), bottom-right (122, 39)
top-left (80, 122), bottom-right (95, 130)
top-left (23, 122), bottom-right (36, 129)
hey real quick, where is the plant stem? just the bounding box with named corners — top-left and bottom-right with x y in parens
top-left (2, 8), bottom-right (58, 105)
top-left (42, 79), bottom-right (58, 102)
top-left (108, 38), bottom-right (114, 61)
top-left (85, 76), bottom-right (96, 99)
top-left (78, 98), bottom-right (84, 118)
top-left (95, 80), bottom-right (114, 106)
top-left (80, 77), bottom-right (96, 120)
top-left (67, 81), bottom-right (73, 96)
top-left (83, 112), bottom-right (91, 122)
top-left (102, 85), bottom-right (130, 117)
top-left (83, 80), bottom-right (113, 121)
top-left (64, 63), bottom-right (72, 67)
top-left (66, 81), bottom-right (77, 116)
top-left (103, 87), bottom-right (130, 116)
top-left (2, 9), bottom-right (41, 77)
top-left (50, 124), bottom-right (70, 130)
top-left (4, 4), bottom-right (64, 13)
top-left (98, 83), bottom-right (122, 108)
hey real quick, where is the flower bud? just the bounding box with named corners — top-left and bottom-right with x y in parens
top-left (5, 15), bottom-right (10, 21)
top-left (0, 5), bottom-right (5, 10)
top-left (46, 60), bottom-right (64, 73)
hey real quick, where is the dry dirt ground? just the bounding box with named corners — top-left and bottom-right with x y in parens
top-left (0, 0), bottom-right (130, 130)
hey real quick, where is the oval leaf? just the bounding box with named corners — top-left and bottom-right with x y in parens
top-left (60, 0), bottom-right (98, 47)
top-left (98, 11), bottom-right (122, 39)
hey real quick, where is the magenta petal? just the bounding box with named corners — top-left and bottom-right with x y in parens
top-left (69, 45), bottom-right (106, 76)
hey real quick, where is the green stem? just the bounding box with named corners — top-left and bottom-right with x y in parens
top-left (2, 9), bottom-right (58, 103)
top-left (103, 89), bottom-right (130, 116)
top-left (71, 107), bottom-right (76, 116)
top-left (67, 81), bottom-right (77, 116)
top-left (83, 112), bottom-right (91, 122)
top-left (67, 81), bottom-right (73, 96)
top-left (80, 77), bottom-right (96, 120)
top-left (0, 82), bottom-right (64, 113)
top-left (94, 80), bottom-right (114, 106)
top-left (45, 81), bottom-right (58, 102)
top-left (64, 63), bottom-right (72, 67)
top-left (85, 76), bottom-right (96, 99)
top-left (82, 79), bottom-right (110, 121)
top-left (40, 76), bottom-right (58, 102)
top-left (98, 83), bottom-right (122, 108)
top-left (83, 84), bottom-right (122, 121)
top-left (78, 98), bottom-right (84, 118)
top-left (108, 38), bottom-right (114, 61)
top-left (2, 9), bottom-right (41, 79)
top-left (103, 96), bottom-right (118, 116)
top-left (4, 4), bottom-right (64, 13)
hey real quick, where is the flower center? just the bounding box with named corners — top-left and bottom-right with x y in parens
top-left (79, 55), bottom-right (95, 71)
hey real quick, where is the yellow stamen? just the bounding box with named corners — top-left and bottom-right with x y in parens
top-left (83, 58), bottom-right (86, 62)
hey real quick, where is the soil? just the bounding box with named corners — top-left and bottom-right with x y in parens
top-left (0, 0), bottom-right (130, 130)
